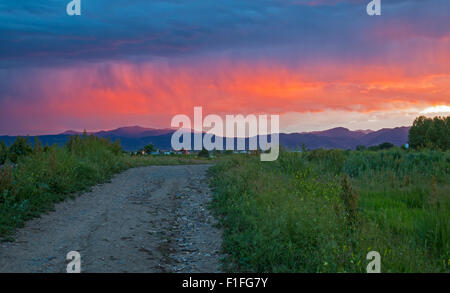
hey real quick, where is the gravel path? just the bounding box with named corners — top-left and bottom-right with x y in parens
top-left (0, 165), bottom-right (223, 273)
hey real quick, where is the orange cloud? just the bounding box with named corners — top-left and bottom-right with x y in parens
top-left (1, 52), bottom-right (449, 134)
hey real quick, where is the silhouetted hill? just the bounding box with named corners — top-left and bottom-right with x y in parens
top-left (60, 126), bottom-right (173, 138)
top-left (0, 126), bottom-right (411, 151)
top-left (280, 126), bottom-right (410, 150)
top-left (359, 127), bottom-right (410, 146)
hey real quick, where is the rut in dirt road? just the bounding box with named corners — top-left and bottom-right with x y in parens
top-left (0, 165), bottom-right (223, 273)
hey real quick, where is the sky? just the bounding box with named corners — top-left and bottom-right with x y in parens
top-left (0, 0), bottom-right (449, 135)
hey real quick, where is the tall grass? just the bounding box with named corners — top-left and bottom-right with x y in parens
top-left (0, 135), bottom-right (130, 238)
top-left (0, 135), bottom-right (212, 239)
top-left (210, 148), bottom-right (449, 272)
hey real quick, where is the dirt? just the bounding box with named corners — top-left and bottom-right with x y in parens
top-left (0, 165), bottom-right (223, 273)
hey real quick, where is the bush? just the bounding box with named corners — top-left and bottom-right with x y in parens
top-left (367, 142), bottom-right (395, 151)
top-left (339, 174), bottom-right (359, 229)
top-left (378, 142), bottom-right (394, 150)
top-left (198, 147), bottom-right (210, 158)
top-left (8, 136), bottom-right (33, 163)
top-left (356, 145), bottom-right (366, 151)
top-left (66, 134), bottom-right (122, 155)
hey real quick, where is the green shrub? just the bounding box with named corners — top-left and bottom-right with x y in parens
top-left (8, 136), bottom-right (33, 163)
top-left (378, 142), bottom-right (395, 150)
top-left (356, 145), bottom-right (366, 151)
top-left (198, 147), bottom-right (210, 158)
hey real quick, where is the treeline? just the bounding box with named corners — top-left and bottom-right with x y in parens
top-left (350, 115), bottom-right (449, 152)
top-left (409, 116), bottom-right (449, 150)
top-left (356, 142), bottom-right (395, 151)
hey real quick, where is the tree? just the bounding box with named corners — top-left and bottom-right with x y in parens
top-left (378, 142), bottom-right (394, 150)
top-left (0, 141), bottom-right (7, 164)
top-left (143, 143), bottom-right (156, 154)
top-left (409, 115), bottom-right (449, 150)
top-left (366, 142), bottom-right (394, 151)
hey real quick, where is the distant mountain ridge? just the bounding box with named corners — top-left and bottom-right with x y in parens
top-left (279, 126), bottom-right (410, 150)
top-left (60, 126), bottom-right (174, 138)
top-left (0, 126), bottom-right (411, 151)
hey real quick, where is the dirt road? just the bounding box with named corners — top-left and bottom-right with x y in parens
top-left (0, 165), bottom-right (223, 273)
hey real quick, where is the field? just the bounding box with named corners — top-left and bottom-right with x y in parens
top-left (0, 135), bottom-right (212, 240)
top-left (209, 149), bottom-right (449, 272)
top-left (1, 133), bottom-right (449, 272)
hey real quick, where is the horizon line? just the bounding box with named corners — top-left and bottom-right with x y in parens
top-left (0, 124), bottom-right (413, 137)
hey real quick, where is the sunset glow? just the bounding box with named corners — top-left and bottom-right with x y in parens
top-left (420, 105), bottom-right (450, 114)
top-left (0, 0), bottom-right (449, 135)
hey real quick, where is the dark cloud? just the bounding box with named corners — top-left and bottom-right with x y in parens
top-left (0, 0), bottom-right (449, 135)
top-left (0, 0), bottom-right (446, 68)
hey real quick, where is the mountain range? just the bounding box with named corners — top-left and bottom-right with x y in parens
top-left (0, 125), bottom-right (410, 151)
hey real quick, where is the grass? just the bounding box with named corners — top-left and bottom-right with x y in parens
top-left (1, 134), bottom-right (448, 272)
top-left (209, 149), bottom-right (449, 272)
top-left (0, 135), bottom-right (213, 239)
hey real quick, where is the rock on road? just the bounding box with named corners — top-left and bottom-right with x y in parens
top-left (0, 165), bottom-right (223, 273)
